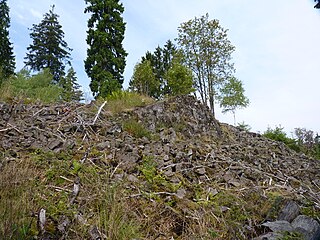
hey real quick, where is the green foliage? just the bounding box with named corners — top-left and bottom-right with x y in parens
top-left (122, 119), bottom-right (151, 139)
top-left (0, 0), bottom-right (15, 80)
top-left (219, 77), bottom-right (249, 124)
top-left (0, 68), bottom-right (62, 103)
top-left (129, 60), bottom-right (160, 97)
top-left (293, 128), bottom-right (320, 159)
top-left (263, 126), bottom-right (320, 159)
top-left (237, 121), bottom-right (252, 132)
top-left (60, 67), bottom-right (83, 102)
top-left (98, 183), bottom-right (141, 240)
top-left (141, 40), bottom-right (177, 97)
top-left (263, 126), bottom-right (299, 151)
top-left (165, 55), bottom-right (195, 96)
top-left (84, 0), bottom-right (127, 98)
top-left (104, 90), bottom-right (154, 114)
top-left (24, 5), bottom-right (71, 84)
top-left (177, 13), bottom-right (236, 116)
top-left (139, 156), bottom-right (181, 193)
top-left (133, 41), bottom-right (194, 98)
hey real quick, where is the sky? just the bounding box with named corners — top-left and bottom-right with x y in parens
top-left (7, 0), bottom-right (320, 134)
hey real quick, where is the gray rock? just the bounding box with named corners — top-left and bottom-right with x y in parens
top-left (291, 215), bottom-right (320, 240)
top-left (47, 139), bottom-right (63, 150)
top-left (262, 220), bottom-right (294, 232)
top-left (127, 174), bottom-right (139, 183)
top-left (277, 200), bottom-right (300, 222)
top-left (96, 141), bottom-right (111, 150)
top-left (176, 188), bottom-right (186, 199)
top-left (253, 232), bottom-right (284, 240)
top-left (195, 167), bottom-right (206, 175)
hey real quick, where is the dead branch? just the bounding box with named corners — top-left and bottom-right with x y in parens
top-left (92, 101), bottom-right (107, 125)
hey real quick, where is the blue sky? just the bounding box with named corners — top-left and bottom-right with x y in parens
top-left (7, 0), bottom-right (320, 134)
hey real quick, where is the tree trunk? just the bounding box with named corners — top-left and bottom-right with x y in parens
top-left (209, 94), bottom-right (215, 117)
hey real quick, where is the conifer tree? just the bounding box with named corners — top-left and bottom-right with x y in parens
top-left (141, 40), bottom-right (178, 97)
top-left (0, 0), bottom-right (15, 81)
top-left (60, 67), bottom-right (83, 102)
top-left (24, 5), bottom-right (72, 84)
top-left (84, 0), bottom-right (127, 98)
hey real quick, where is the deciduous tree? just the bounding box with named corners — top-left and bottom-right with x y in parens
top-left (219, 77), bottom-right (249, 125)
top-left (0, 0), bottom-right (15, 81)
top-left (24, 5), bottom-right (72, 84)
top-left (129, 60), bottom-right (159, 97)
top-left (177, 13), bottom-right (236, 116)
top-left (84, 0), bottom-right (127, 98)
top-left (165, 56), bottom-right (194, 96)
top-left (141, 40), bottom-right (177, 97)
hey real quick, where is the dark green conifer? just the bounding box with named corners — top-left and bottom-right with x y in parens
top-left (84, 0), bottom-right (127, 98)
top-left (60, 67), bottom-right (83, 102)
top-left (0, 0), bottom-right (15, 81)
top-left (24, 5), bottom-right (72, 84)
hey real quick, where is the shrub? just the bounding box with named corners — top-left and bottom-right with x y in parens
top-left (263, 126), bottom-right (300, 152)
top-left (102, 90), bottom-right (153, 114)
top-left (0, 69), bottom-right (62, 103)
top-left (122, 119), bottom-right (151, 139)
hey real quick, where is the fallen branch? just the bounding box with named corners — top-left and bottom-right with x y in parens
top-left (92, 101), bottom-right (107, 125)
top-left (48, 185), bottom-right (72, 193)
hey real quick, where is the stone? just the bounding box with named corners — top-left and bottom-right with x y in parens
top-left (291, 215), bottom-right (320, 240)
top-left (262, 220), bottom-right (294, 232)
top-left (228, 180), bottom-right (241, 187)
top-left (96, 141), bottom-right (111, 151)
top-left (47, 139), bottom-right (63, 150)
top-left (253, 232), bottom-right (284, 240)
top-left (176, 188), bottom-right (187, 199)
top-left (207, 188), bottom-right (218, 197)
top-left (277, 200), bottom-right (300, 222)
top-left (127, 174), bottom-right (139, 183)
top-left (195, 167), bottom-right (206, 175)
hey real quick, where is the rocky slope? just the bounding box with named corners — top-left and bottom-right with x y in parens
top-left (0, 96), bottom-right (319, 240)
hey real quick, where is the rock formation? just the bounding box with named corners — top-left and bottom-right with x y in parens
top-left (0, 96), bottom-right (319, 239)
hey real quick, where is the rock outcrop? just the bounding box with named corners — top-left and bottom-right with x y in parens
top-left (1, 96), bottom-right (319, 239)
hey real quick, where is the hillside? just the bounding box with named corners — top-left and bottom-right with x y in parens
top-left (1, 95), bottom-right (319, 240)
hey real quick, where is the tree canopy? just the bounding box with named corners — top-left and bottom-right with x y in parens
top-left (24, 5), bottom-right (72, 84)
top-left (84, 0), bottom-right (127, 98)
top-left (141, 40), bottom-right (177, 97)
top-left (131, 40), bottom-right (194, 98)
top-left (218, 77), bottom-right (249, 124)
top-left (177, 13), bottom-right (237, 116)
top-left (60, 67), bottom-right (83, 102)
top-left (0, 0), bottom-right (15, 81)
top-left (129, 60), bottom-right (159, 97)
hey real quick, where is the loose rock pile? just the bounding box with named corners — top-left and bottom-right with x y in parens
top-left (1, 96), bottom-right (319, 239)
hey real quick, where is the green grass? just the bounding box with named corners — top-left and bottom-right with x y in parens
top-left (102, 90), bottom-right (154, 114)
top-left (122, 119), bottom-right (151, 139)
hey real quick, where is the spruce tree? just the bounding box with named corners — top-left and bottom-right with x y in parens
top-left (24, 5), bottom-right (72, 84)
top-left (84, 0), bottom-right (127, 98)
top-left (0, 0), bottom-right (15, 81)
top-left (60, 67), bottom-right (83, 102)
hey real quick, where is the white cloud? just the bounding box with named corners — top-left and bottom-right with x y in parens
top-left (30, 8), bottom-right (42, 19)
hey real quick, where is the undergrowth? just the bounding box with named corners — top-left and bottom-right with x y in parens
top-left (100, 90), bottom-right (154, 114)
